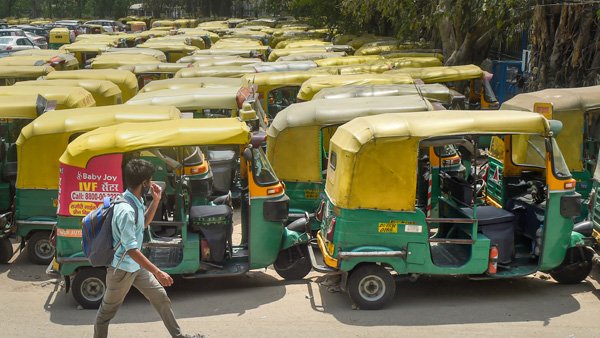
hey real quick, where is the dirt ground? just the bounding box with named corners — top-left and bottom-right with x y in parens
top-left (2, 210), bottom-right (600, 337)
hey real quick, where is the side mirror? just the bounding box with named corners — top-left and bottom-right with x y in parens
top-left (243, 147), bottom-right (253, 161)
top-left (549, 120), bottom-right (563, 137)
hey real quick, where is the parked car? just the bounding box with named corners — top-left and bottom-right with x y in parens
top-left (0, 28), bottom-right (26, 37)
top-left (24, 32), bottom-right (48, 49)
top-left (0, 36), bottom-right (40, 51)
top-left (84, 20), bottom-right (125, 32)
top-left (15, 25), bottom-right (49, 41)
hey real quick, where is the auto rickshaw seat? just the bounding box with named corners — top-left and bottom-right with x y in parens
top-left (461, 206), bottom-right (515, 264)
top-left (189, 204), bottom-right (233, 263)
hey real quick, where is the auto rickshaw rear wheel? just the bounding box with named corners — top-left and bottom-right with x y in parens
top-left (273, 244), bottom-right (312, 280)
top-left (27, 231), bottom-right (54, 265)
top-left (550, 246), bottom-right (595, 284)
top-left (347, 264), bottom-right (395, 310)
top-left (72, 268), bottom-right (106, 309)
top-left (0, 237), bottom-right (13, 264)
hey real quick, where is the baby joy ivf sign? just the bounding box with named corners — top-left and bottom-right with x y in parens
top-left (57, 154), bottom-right (124, 217)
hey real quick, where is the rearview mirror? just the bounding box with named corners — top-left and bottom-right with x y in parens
top-left (549, 120), bottom-right (563, 137)
top-left (243, 147), bottom-right (253, 161)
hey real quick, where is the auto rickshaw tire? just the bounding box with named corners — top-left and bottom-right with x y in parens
top-left (347, 264), bottom-right (395, 310)
top-left (72, 268), bottom-right (107, 309)
top-left (550, 246), bottom-right (595, 284)
top-left (0, 237), bottom-right (13, 264)
top-left (273, 244), bottom-right (312, 280)
top-left (26, 231), bottom-right (54, 265)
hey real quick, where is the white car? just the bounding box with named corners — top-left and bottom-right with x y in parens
top-left (0, 36), bottom-right (40, 51)
top-left (24, 32), bottom-right (48, 49)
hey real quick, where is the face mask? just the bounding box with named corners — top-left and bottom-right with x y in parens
top-left (142, 182), bottom-right (151, 196)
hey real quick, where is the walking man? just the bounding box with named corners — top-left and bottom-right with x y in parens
top-left (94, 159), bottom-right (200, 338)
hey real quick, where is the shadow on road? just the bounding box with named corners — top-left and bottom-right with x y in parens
top-left (306, 268), bottom-right (598, 327)
top-left (45, 269), bottom-right (287, 326)
top-left (0, 242), bottom-right (53, 283)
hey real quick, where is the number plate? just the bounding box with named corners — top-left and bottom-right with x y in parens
top-left (378, 221), bottom-right (398, 233)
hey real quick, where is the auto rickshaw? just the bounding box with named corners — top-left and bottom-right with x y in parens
top-left (314, 55), bottom-right (383, 67)
top-left (276, 39), bottom-right (332, 49)
top-left (192, 57), bottom-right (262, 68)
top-left (297, 73), bottom-right (415, 101)
top-left (312, 84), bottom-right (465, 109)
top-left (277, 52), bottom-right (347, 62)
top-left (386, 65), bottom-right (499, 110)
top-left (175, 66), bottom-right (257, 79)
top-left (137, 42), bottom-right (199, 62)
top-left (0, 86), bottom-right (96, 109)
top-left (241, 71), bottom-right (332, 119)
top-left (151, 20), bottom-right (178, 29)
top-left (48, 117), bottom-right (312, 308)
top-left (268, 46), bottom-right (353, 62)
top-left (251, 61), bottom-right (317, 73)
top-left (148, 35), bottom-right (207, 49)
top-left (192, 48), bottom-right (265, 59)
top-left (0, 65), bottom-right (55, 86)
top-left (89, 53), bottom-right (163, 69)
top-left (49, 28), bottom-right (71, 49)
top-left (140, 77), bottom-right (243, 93)
top-left (59, 43), bottom-right (112, 68)
top-left (125, 86), bottom-right (265, 126)
top-left (267, 95), bottom-right (457, 222)
top-left (0, 105), bottom-right (181, 264)
top-left (500, 86), bottom-right (600, 214)
top-left (119, 64), bottom-right (191, 88)
top-left (126, 21), bottom-right (147, 32)
top-left (45, 69), bottom-right (139, 102)
top-left (0, 54), bottom-right (79, 70)
top-left (14, 79), bottom-right (122, 106)
top-left (104, 47), bottom-right (167, 62)
top-left (311, 110), bottom-right (592, 310)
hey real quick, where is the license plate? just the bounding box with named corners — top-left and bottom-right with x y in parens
top-left (378, 221), bottom-right (398, 233)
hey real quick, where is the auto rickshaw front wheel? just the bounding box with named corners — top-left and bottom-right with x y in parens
top-left (550, 246), bottom-right (595, 284)
top-left (0, 237), bottom-right (13, 264)
top-left (72, 268), bottom-right (106, 309)
top-left (347, 264), bottom-right (395, 310)
top-left (273, 244), bottom-right (312, 280)
top-left (27, 231), bottom-right (54, 265)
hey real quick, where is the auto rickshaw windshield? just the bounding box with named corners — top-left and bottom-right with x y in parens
top-left (551, 138), bottom-right (572, 179)
top-left (252, 147), bottom-right (278, 186)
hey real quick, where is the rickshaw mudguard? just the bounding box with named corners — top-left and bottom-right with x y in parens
top-left (569, 231), bottom-right (586, 248)
top-left (337, 246), bottom-right (408, 273)
top-left (280, 228), bottom-right (309, 250)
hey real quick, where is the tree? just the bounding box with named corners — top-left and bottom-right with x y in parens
top-left (339, 0), bottom-right (529, 66)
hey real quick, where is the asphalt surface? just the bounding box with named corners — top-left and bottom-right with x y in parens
top-left (2, 237), bottom-right (600, 338)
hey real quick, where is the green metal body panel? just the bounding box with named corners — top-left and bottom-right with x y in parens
top-left (485, 157), bottom-right (504, 205)
top-left (15, 189), bottom-right (58, 237)
top-left (0, 182), bottom-right (10, 211)
top-left (248, 197), bottom-right (285, 269)
top-left (539, 190), bottom-right (573, 270)
top-left (284, 181), bottom-right (322, 213)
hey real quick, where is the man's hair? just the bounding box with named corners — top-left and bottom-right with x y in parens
top-left (124, 159), bottom-right (155, 190)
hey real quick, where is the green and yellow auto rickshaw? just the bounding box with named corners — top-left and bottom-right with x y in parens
top-left (119, 63), bottom-right (191, 89)
top-left (501, 86), bottom-right (600, 209)
top-left (14, 79), bottom-right (123, 106)
top-left (59, 43), bottom-right (113, 68)
top-left (297, 73), bottom-right (414, 101)
top-left (311, 110), bottom-right (592, 309)
top-left (386, 65), bottom-right (499, 110)
top-left (0, 105), bottom-right (182, 264)
top-left (49, 28), bottom-right (71, 49)
top-left (126, 21), bottom-right (147, 32)
top-left (0, 65), bottom-right (55, 86)
top-left (0, 86), bottom-right (96, 109)
top-left (241, 71), bottom-right (332, 119)
top-left (137, 42), bottom-right (199, 63)
top-left (45, 69), bottom-right (139, 102)
top-left (267, 95), bottom-right (461, 223)
top-left (139, 77), bottom-right (243, 93)
top-left (49, 117), bottom-right (312, 308)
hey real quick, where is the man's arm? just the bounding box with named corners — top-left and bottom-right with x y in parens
top-left (127, 248), bottom-right (173, 286)
top-left (144, 183), bottom-right (162, 228)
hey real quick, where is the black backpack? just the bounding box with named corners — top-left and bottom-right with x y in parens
top-left (81, 195), bottom-right (138, 267)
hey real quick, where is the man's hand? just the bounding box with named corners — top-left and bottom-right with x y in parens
top-left (150, 182), bottom-right (162, 203)
top-left (154, 269), bottom-right (174, 287)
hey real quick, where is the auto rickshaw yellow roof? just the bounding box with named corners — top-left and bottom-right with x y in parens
top-left (501, 85), bottom-right (600, 172)
top-left (120, 63), bottom-right (190, 74)
top-left (175, 66), bottom-right (256, 78)
top-left (501, 86), bottom-right (600, 114)
top-left (192, 57), bottom-right (262, 68)
top-left (0, 55), bottom-right (52, 67)
top-left (0, 65), bottom-right (54, 78)
top-left (90, 54), bottom-right (163, 69)
top-left (277, 40), bottom-right (332, 49)
top-left (193, 48), bottom-right (266, 58)
top-left (386, 64), bottom-right (483, 82)
top-left (0, 95), bottom-right (48, 119)
top-left (17, 105), bottom-right (181, 189)
top-left (0, 86), bottom-right (95, 109)
top-left (297, 73), bottom-right (414, 101)
top-left (314, 55), bottom-right (383, 67)
top-left (45, 69), bottom-right (139, 102)
top-left (327, 110), bottom-right (551, 211)
top-left (105, 47), bottom-right (167, 62)
top-left (268, 48), bottom-right (342, 62)
top-left (126, 87), bottom-right (240, 111)
top-left (11, 49), bottom-right (71, 58)
top-left (267, 95), bottom-right (435, 183)
top-left (242, 70), bottom-right (331, 87)
top-left (137, 42), bottom-right (199, 53)
top-left (277, 52), bottom-right (347, 62)
top-left (136, 30), bottom-right (170, 39)
top-left (50, 27), bottom-right (69, 34)
top-left (312, 83), bottom-right (454, 104)
top-left (60, 43), bottom-right (113, 53)
top-left (140, 77), bottom-right (243, 93)
top-left (14, 79), bottom-right (122, 106)
top-left (61, 118), bottom-right (251, 168)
